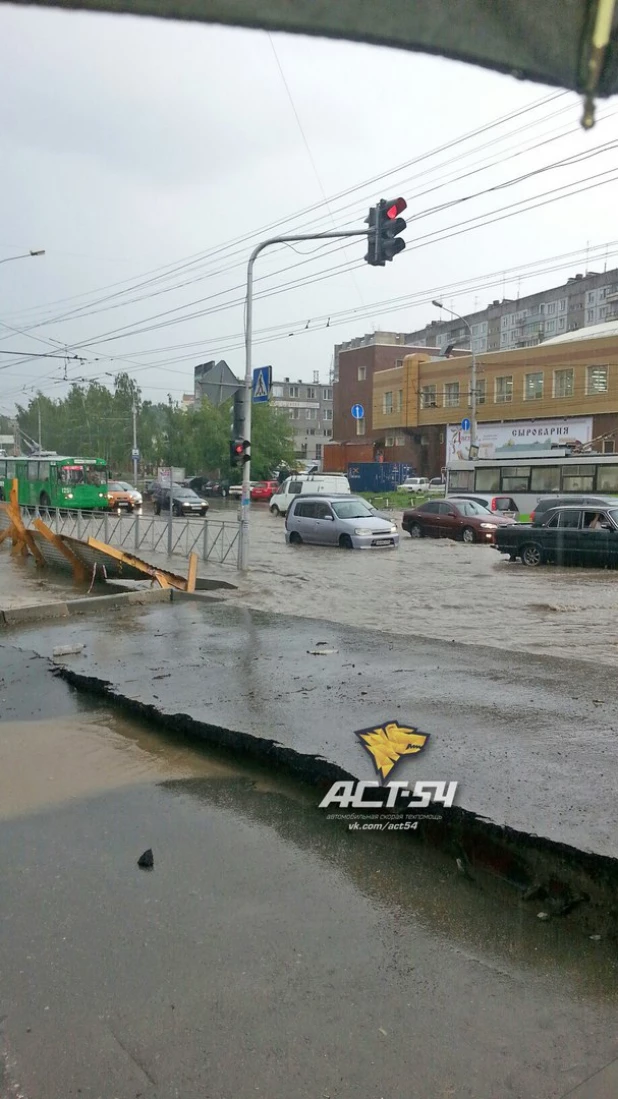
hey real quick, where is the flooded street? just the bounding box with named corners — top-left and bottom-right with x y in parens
top-left (220, 503), bottom-right (618, 667)
top-left (2, 667), bottom-right (618, 1098)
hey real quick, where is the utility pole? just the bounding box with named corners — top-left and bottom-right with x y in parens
top-left (37, 400), bottom-right (42, 452)
top-left (432, 300), bottom-right (477, 454)
top-left (241, 227), bottom-right (372, 572)
top-left (132, 402), bottom-right (138, 485)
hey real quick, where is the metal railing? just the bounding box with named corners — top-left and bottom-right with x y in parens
top-left (15, 506), bottom-right (241, 566)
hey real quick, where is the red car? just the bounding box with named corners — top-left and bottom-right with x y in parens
top-left (250, 480), bottom-right (278, 502)
top-left (402, 499), bottom-right (516, 543)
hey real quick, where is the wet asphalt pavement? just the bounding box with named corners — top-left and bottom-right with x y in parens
top-left (5, 599), bottom-right (618, 861)
top-left (2, 646), bottom-right (618, 1099)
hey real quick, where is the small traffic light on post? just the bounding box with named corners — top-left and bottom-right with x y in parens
top-left (230, 439), bottom-right (251, 467)
top-left (230, 440), bottom-right (244, 467)
top-left (365, 197), bottom-right (407, 266)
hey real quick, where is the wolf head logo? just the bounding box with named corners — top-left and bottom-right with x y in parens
top-left (356, 721), bottom-right (429, 782)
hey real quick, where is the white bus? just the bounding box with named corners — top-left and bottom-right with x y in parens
top-left (446, 448), bottom-right (618, 521)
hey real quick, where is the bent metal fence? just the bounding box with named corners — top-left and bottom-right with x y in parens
top-left (17, 507), bottom-right (240, 567)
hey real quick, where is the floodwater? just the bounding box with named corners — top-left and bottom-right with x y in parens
top-left (225, 505), bottom-right (618, 667)
top-left (1, 703), bottom-right (618, 1098)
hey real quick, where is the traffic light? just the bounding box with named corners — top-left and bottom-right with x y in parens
top-left (230, 440), bottom-right (244, 467)
top-left (365, 197), bottom-right (407, 266)
top-left (230, 439), bottom-right (250, 467)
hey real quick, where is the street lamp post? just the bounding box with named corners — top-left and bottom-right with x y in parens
top-left (0, 249), bottom-right (45, 265)
top-left (432, 299), bottom-right (477, 453)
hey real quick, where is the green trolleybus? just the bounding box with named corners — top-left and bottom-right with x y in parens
top-left (0, 454), bottom-right (109, 510)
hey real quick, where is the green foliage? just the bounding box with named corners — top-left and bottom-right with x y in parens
top-left (16, 380), bottom-right (295, 478)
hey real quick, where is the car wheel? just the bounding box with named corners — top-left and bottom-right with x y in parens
top-left (409, 522), bottom-right (423, 539)
top-left (339, 534), bottom-right (354, 549)
top-left (270, 505), bottom-right (280, 516)
top-left (289, 531), bottom-right (302, 545)
top-left (521, 543), bottom-right (543, 567)
top-left (172, 503), bottom-right (182, 516)
top-left (39, 492), bottom-right (51, 508)
top-left (461, 526), bottom-right (476, 544)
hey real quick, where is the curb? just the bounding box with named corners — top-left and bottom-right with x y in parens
top-left (0, 587), bottom-right (171, 627)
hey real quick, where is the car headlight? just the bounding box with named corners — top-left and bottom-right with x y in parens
top-left (390, 524), bottom-right (397, 533)
top-left (480, 522), bottom-right (497, 529)
top-left (354, 528), bottom-right (366, 536)
top-left (66, 493), bottom-right (73, 499)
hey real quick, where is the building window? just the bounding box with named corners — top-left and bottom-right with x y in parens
top-left (315, 444), bottom-right (322, 458)
top-left (587, 291), bottom-right (596, 304)
top-left (501, 316), bottom-right (508, 329)
top-left (396, 389), bottom-right (403, 412)
top-left (272, 384), bottom-right (284, 398)
top-left (290, 408), bottom-right (300, 420)
top-left (385, 434), bottom-right (395, 447)
top-left (356, 417), bottom-right (365, 436)
top-left (395, 433), bottom-right (406, 446)
top-left (289, 385), bottom-right (299, 398)
top-left (305, 408), bottom-right (317, 420)
top-left (325, 429), bottom-right (332, 437)
top-left (559, 299), bottom-right (566, 311)
top-left (558, 317), bottom-right (566, 329)
top-left (553, 369), bottom-right (574, 398)
top-left (586, 309), bottom-right (595, 323)
top-left (547, 302), bottom-right (556, 314)
top-left (495, 376), bottom-right (513, 403)
top-left (306, 387), bottom-right (316, 399)
top-left (586, 365), bottom-right (608, 394)
top-left (524, 372), bottom-right (544, 400)
top-left (323, 409), bottom-right (333, 420)
top-left (420, 385), bottom-right (437, 409)
top-left (357, 365), bottom-right (366, 381)
top-left (546, 319), bottom-right (556, 333)
top-left (395, 359), bottom-right (403, 369)
top-left (322, 388), bottom-right (332, 400)
top-left (444, 382), bottom-right (460, 407)
top-left (603, 441), bottom-right (615, 454)
top-left (308, 428), bottom-right (316, 436)
top-left (471, 378), bottom-right (486, 405)
top-left (383, 391), bottom-right (393, 414)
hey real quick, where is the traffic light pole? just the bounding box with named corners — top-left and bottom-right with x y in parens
top-left (240, 229), bottom-right (370, 572)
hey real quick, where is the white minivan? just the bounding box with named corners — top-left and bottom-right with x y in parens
top-left (269, 474), bottom-right (350, 516)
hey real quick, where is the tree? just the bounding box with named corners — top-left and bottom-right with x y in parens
top-left (249, 402), bottom-right (295, 478)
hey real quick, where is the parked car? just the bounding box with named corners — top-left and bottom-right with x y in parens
top-left (187, 476), bottom-right (229, 498)
top-left (397, 477), bottom-right (430, 494)
top-left (153, 485), bottom-right (209, 516)
top-left (228, 482), bottom-right (258, 499)
top-left (530, 494), bottom-right (614, 524)
top-left (427, 478), bottom-right (446, 495)
top-left (402, 498), bottom-right (516, 543)
top-left (447, 493), bottom-right (519, 518)
top-left (285, 494), bottom-right (399, 549)
top-left (250, 480), bottom-right (279, 502)
top-left (495, 503), bottom-right (618, 567)
top-left (270, 474), bottom-right (350, 516)
top-left (107, 481), bottom-right (142, 513)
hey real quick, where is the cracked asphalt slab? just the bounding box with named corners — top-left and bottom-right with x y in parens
top-left (4, 599), bottom-right (618, 862)
top-left (2, 649), bottom-right (618, 1099)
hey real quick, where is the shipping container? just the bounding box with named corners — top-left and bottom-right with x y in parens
top-left (347, 461), bottom-right (414, 494)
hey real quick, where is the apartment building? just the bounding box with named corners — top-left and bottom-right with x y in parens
top-left (402, 268), bottom-right (618, 355)
top-left (271, 374), bottom-right (333, 463)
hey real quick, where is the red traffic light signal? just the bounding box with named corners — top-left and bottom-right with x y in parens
top-left (384, 197), bottom-right (407, 220)
top-left (364, 197), bottom-right (407, 266)
top-left (230, 439), bottom-right (251, 467)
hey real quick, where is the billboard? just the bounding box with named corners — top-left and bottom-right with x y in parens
top-left (446, 417), bottom-right (593, 462)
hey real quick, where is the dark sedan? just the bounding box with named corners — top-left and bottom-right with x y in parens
top-left (153, 486), bottom-right (209, 517)
top-left (402, 499), bottom-right (516, 543)
top-left (495, 504), bottom-right (618, 567)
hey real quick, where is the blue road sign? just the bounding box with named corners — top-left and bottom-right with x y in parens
top-left (461, 417), bottom-right (471, 431)
top-left (131, 448), bottom-right (140, 461)
top-left (252, 366), bottom-right (272, 403)
top-left (351, 403), bottom-right (365, 420)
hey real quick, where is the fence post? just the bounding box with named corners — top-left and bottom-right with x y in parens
top-left (134, 511), bottom-right (140, 553)
top-left (104, 511), bottom-right (109, 545)
top-left (202, 518), bottom-right (208, 561)
top-left (77, 510), bottom-right (82, 540)
top-left (55, 507), bottom-right (60, 534)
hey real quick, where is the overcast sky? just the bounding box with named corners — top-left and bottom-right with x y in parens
top-left (0, 4), bottom-right (617, 413)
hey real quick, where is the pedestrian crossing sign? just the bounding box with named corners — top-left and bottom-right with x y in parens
top-left (252, 366), bottom-right (272, 403)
